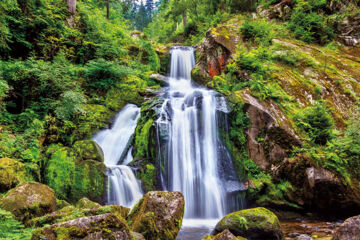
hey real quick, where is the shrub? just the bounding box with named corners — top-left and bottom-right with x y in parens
top-left (240, 19), bottom-right (274, 46)
top-left (288, 1), bottom-right (334, 44)
top-left (294, 102), bottom-right (334, 145)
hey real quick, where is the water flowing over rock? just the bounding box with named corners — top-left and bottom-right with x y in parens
top-left (93, 104), bottom-right (143, 207)
top-left (156, 46), bottom-right (244, 219)
top-left (0, 182), bottom-right (56, 224)
top-left (128, 191), bottom-right (185, 240)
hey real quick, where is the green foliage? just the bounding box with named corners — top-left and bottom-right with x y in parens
top-left (288, 0), bottom-right (334, 44)
top-left (294, 101), bottom-right (334, 145)
top-left (45, 145), bottom-right (76, 200)
top-left (138, 164), bottom-right (156, 191)
top-left (240, 19), bottom-right (274, 46)
top-left (0, 209), bottom-right (34, 240)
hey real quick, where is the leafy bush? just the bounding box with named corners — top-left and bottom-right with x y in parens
top-left (288, 1), bottom-right (334, 44)
top-left (240, 19), bottom-right (274, 46)
top-left (294, 102), bottom-right (334, 145)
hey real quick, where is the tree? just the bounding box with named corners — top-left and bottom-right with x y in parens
top-left (67, 0), bottom-right (76, 14)
top-left (145, 0), bottom-right (154, 18)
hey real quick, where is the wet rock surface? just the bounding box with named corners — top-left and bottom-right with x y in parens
top-left (333, 215), bottom-right (360, 240)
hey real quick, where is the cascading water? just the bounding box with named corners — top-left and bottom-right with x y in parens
top-left (156, 47), bottom-right (245, 223)
top-left (93, 104), bottom-right (143, 208)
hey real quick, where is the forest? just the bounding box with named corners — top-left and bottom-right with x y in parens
top-left (0, 0), bottom-right (359, 239)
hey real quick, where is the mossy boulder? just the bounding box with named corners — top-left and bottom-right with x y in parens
top-left (128, 191), bottom-right (185, 240)
top-left (71, 140), bottom-right (106, 203)
top-left (29, 204), bottom-right (130, 228)
top-left (213, 207), bottom-right (283, 240)
top-left (71, 160), bottom-right (106, 203)
top-left (45, 142), bottom-right (106, 203)
top-left (203, 229), bottom-right (248, 240)
top-left (72, 140), bottom-right (104, 163)
top-left (32, 212), bottom-right (133, 240)
top-left (75, 197), bottom-right (101, 209)
top-left (0, 182), bottom-right (56, 224)
top-left (0, 158), bottom-right (26, 192)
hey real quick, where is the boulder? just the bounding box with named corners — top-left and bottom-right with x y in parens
top-left (128, 191), bottom-right (185, 240)
top-left (192, 25), bottom-right (241, 85)
top-left (333, 215), bottom-right (360, 240)
top-left (236, 90), bottom-right (301, 171)
top-left (213, 207), bottom-right (283, 240)
top-left (0, 182), bottom-right (56, 224)
top-left (75, 197), bottom-right (101, 209)
top-left (29, 204), bottom-right (130, 228)
top-left (72, 140), bottom-right (104, 163)
top-left (32, 212), bottom-right (133, 240)
top-left (203, 229), bottom-right (248, 240)
top-left (0, 158), bottom-right (26, 192)
top-left (150, 73), bottom-right (168, 86)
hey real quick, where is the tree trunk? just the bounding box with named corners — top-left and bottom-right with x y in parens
top-left (106, 0), bottom-right (110, 20)
top-left (67, 0), bottom-right (76, 14)
top-left (182, 12), bottom-right (187, 28)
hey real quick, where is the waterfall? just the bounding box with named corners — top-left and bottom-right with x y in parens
top-left (156, 47), bottom-right (244, 220)
top-left (93, 104), bottom-right (143, 207)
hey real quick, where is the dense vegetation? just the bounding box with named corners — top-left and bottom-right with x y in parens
top-left (0, 0), bottom-right (359, 238)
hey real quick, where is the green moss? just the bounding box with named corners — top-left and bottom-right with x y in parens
top-left (215, 207), bottom-right (282, 239)
top-left (134, 119), bottom-right (154, 160)
top-left (138, 164), bottom-right (156, 192)
top-left (72, 160), bottom-right (106, 203)
top-left (45, 145), bottom-right (76, 200)
top-left (0, 158), bottom-right (26, 193)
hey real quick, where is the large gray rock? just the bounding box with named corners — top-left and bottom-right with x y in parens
top-left (333, 215), bottom-right (360, 240)
top-left (128, 191), bottom-right (185, 240)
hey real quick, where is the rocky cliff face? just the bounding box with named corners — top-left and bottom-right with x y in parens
top-left (192, 21), bottom-right (360, 216)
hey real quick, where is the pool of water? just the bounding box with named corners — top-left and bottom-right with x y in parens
top-left (177, 219), bottom-right (218, 240)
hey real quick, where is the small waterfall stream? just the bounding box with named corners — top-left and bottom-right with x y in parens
top-left (93, 104), bottom-right (143, 207)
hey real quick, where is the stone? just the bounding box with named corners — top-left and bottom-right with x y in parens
top-left (75, 197), bottom-right (101, 209)
top-left (213, 207), bottom-right (283, 240)
top-left (150, 73), bottom-right (168, 86)
top-left (32, 212), bottom-right (133, 240)
top-left (0, 182), bottom-right (56, 224)
top-left (203, 229), bottom-right (248, 240)
top-left (128, 191), bottom-right (185, 240)
top-left (192, 25), bottom-right (241, 85)
top-left (333, 215), bottom-right (360, 240)
top-left (0, 158), bottom-right (26, 192)
top-left (72, 140), bottom-right (104, 163)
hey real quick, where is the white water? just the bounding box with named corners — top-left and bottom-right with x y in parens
top-left (156, 47), bottom-right (243, 220)
top-left (93, 104), bottom-right (143, 207)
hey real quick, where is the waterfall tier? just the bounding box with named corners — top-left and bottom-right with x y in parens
top-left (93, 104), bottom-right (143, 207)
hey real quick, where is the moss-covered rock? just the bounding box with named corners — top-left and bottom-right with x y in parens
top-left (56, 199), bottom-right (70, 210)
top-left (32, 212), bottom-right (133, 240)
top-left (45, 141), bottom-right (106, 203)
top-left (29, 204), bottom-right (130, 228)
top-left (0, 158), bottom-right (26, 192)
top-left (72, 140), bottom-right (104, 163)
top-left (128, 191), bottom-right (185, 240)
top-left (213, 207), bottom-right (283, 240)
top-left (203, 229), bottom-right (248, 240)
top-left (0, 182), bottom-right (56, 224)
top-left (75, 197), bottom-right (101, 209)
top-left (71, 159), bottom-right (106, 203)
